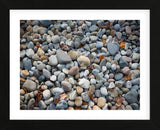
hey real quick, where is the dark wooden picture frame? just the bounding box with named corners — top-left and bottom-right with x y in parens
top-left (0, 0), bottom-right (158, 129)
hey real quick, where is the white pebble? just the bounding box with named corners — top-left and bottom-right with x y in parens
top-left (50, 75), bottom-right (57, 82)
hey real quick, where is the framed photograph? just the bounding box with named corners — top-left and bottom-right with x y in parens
top-left (1, 0), bottom-right (158, 129)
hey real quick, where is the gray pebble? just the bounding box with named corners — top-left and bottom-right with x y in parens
top-left (56, 100), bottom-right (68, 110)
top-left (49, 55), bottom-right (58, 66)
top-left (52, 87), bottom-right (64, 96)
top-left (131, 78), bottom-right (140, 85)
top-left (22, 80), bottom-right (37, 92)
top-left (95, 90), bottom-right (102, 97)
top-left (114, 73), bottom-right (123, 80)
top-left (100, 87), bottom-right (108, 96)
top-left (58, 72), bottom-right (65, 82)
top-left (23, 57), bottom-right (32, 70)
top-left (45, 81), bottom-right (54, 87)
top-left (125, 89), bottom-right (138, 104)
top-left (51, 35), bottom-right (60, 44)
top-left (56, 50), bottom-right (72, 64)
top-left (38, 100), bottom-right (47, 110)
top-left (81, 92), bottom-right (90, 102)
top-left (37, 63), bottom-right (45, 70)
top-left (107, 42), bottom-right (119, 55)
top-left (126, 81), bottom-right (132, 89)
top-left (43, 89), bottom-right (51, 100)
top-left (43, 69), bottom-right (51, 79)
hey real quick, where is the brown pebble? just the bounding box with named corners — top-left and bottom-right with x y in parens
top-left (76, 86), bottom-right (83, 95)
top-left (68, 66), bottom-right (79, 76)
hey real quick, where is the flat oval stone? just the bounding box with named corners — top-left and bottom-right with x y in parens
top-left (22, 80), bottom-right (37, 92)
top-left (49, 55), bottom-right (58, 66)
top-left (61, 81), bottom-right (72, 92)
top-left (56, 50), bottom-right (72, 64)
top-left (107, 42), bottom-right (119, 56)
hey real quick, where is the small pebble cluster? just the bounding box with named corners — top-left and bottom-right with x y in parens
top-left (20, 20), bottom-right (140, 110)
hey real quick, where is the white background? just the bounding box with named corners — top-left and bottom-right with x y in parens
top-left (10, 10), bottom-right (150, 120)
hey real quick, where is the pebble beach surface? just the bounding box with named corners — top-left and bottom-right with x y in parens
top-left (20, 20), bottom-right (140, 110)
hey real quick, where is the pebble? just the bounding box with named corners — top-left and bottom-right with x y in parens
top-left (37, 63), bottom-right (45, 70)
top-left (119, 57), bottom-right (128, 68)
top-left (26, 48), bottom-right (34, 58)
top-left (56, 100), bottom-right (68, 110)
top-left (69, 90), bottom-right (77, 100)
top-left (90, 36), bottom-right (98, 42)
top-left (102, 66), bottom-right (107, 72)
top-left (97, 97), bottom-right (106, 107)
top-left (90, 79), bottom-right (96, 85)
top-left (107, 42), bottom-right (119, 55)
top-left (108, 82), bottom-right (115, 89)
top-left (126, 81), bottom-right (132, 89)
top-left (23, 57), bottom-right (32, 70)
top-left (58, 72), bottom-right (65, 82)
top-left (130, 103), bottom-right (139, 110)
top-left (126, 105), bottom-right (133, 110)
top-left (22, 80), bottom-right (37, 92)
top-left (43, 69), bottom-right (51, 79)
top-left (77, 56), bottom-right (90, 69)
top-left (116, 32), bottom-right (122, 39)
top-left (96, 41), bottom-right (103, 48)
top-left (93, 105), bottom-right (101, 110)
top-left (22, 70), bottom-right (29, 77)
top-left (41, 85), bottom-right (48, 90)
top-left (75, 97), bottom-right (82, 107)
top-left (111, 64), bottom-right (117, 71)
top-left (37, 48), bottom-right (45, 56)
top-left (125, 26), bottom-right (132, 34)
top-left (89, 25), bottom-right (98, 32)
top-left (81, 92), bottom-right (90, 102)
top-left (115, 81), bottom-right (124, 88)
top-left (20, 89), bottom-right (25, 95)
top-left (78, 78), bottom-right (90, 89)
top-left (62, 68), bottom-right (69, 74)
top-left (132, 53), bottom-right (140, 63)
top-left (50, 75), bottom-right (57, 82)
top-left (92, 69), bottom-right (100, 75)
top-left (43, 89), bottom-right (51, 100)
top-left (51, 35), bottom-right (60, 44)
top-left (49, 55), bottom-right (58, 66)
top-left (61, 81), bottom-right (72, 92)
top-left (131, 63), bottom-right (139, 70)
top-left (68, 51), bottom-right (79, 60)
top-left (56, 50), bottom-right (72, 64)
top-left (44, 97), bottom-right (54, 105)
top-left (95, 90), bottom-right (102, 97)
top-left (131, 70), bottom-right (140, 80)
top-left (38, 100), bottom-right (47, 109)
top-left (68, 66), bottom-right (79, 76)
top-left (122, 67), bottom-right (130, 75)
top-left (114, 24), bottom-right (120, 31)
top-left (27, 98), bottom-right (35, 109)
top-left (100, 87), bottom-right (108, 96)
top-left (125, 89), bottom-right (138, 104)
top-left (45, 81), bottom-right (54, 87)
top-left (131, 78), bottom-right (140, 85)
top-left (114, 73), bottom-right (123, 80)
top-left (76, 86), bottom-right (83, 95)
top-left (39, 27), bottom-right (47, 34)
top-left (47, 102), bottom-right (56, 110)
top-left (52, 87), bottom-right (64, 96)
